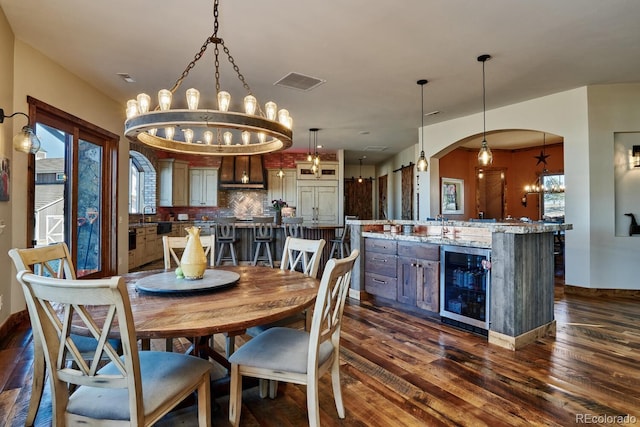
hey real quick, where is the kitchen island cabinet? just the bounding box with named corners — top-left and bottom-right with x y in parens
top-left (349, 219), bottom-right (572, 350)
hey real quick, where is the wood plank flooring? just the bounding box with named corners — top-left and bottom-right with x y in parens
top-left (1, 283), bottom-right (639, 426)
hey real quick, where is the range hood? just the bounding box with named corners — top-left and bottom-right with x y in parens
top-left (218, 155), bottom-right (268, 190)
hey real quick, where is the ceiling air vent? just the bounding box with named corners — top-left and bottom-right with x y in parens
top-left (274, 72), bottom-right (326, 91)
top-left (364, 146), bottom-right (388, 152)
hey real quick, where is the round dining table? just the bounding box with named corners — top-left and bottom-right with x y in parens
top-left (122, 265), bottom-right (318, 341)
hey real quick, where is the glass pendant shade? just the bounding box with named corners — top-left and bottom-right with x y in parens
top-left (244, 95), bottom-right (257, 115)
top-left (203, 130), bottom-right (214, 145)
top-left (417, 151), bottom-right (428, 172)
top-left (223, 131), bottom-right (233, 145)
top-left (307, 153), bottom-right (313, 162)
top-left (183, 129), bottom-right (194, 143)
top-left (137, 93), bottom-right (151, 114)
top-left (126, 99), bottom-right (138, 119)
top-left (158, 90), bottom-right (172, 111)
top-left (241, 171), bottom-right (249, 184)
top-left (265, 102), bottom-right (277, 120)
top-left (217, 91), bottom-right (231, 112)
top-left (276, 168), bottom-right (285, 179)
top-left (186, 88), bottom-right (200, 110)
top-left (478, 140), bottom-right (493, 165)
top-left (13, 126), bottom-right (41, 154)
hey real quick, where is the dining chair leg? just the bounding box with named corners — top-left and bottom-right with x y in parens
top-left (259, 379), bottom-right (268, 398)
top-left (196, 371), bottom-right (211, 427)
top-left (229, 364), bottom-right (242, 427)
top-left (269, 380), bottom-right (278, 399)
top-left (26, 341), bottom-right (45, 426)
top-left (331, 356), bottom-right (346, 418)
top-left (165, 338), bottom-right (173, 352)
top-left (307, 379), bottom-right (321, 427)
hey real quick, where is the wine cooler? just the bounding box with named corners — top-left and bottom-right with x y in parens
top-left (440, 245), bottom-right (491, 332)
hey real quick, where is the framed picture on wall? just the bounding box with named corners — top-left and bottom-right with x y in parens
top-left (0, 157), bottom-right (9, 202)
top-left (441, 177), bottom-right (463, 215)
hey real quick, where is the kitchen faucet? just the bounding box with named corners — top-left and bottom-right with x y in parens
top-left (142, 205), bottom-right (155, 223)
top-left (436, 214), bottom-right (449, 237)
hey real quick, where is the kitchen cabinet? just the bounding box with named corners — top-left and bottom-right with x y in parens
top-left (158, 159), bottom-right (189, 207)
top-left (268, 169), bottom-right (297, 208)
top-left (189, 168), bottom-right (218, 206)
top-left (363, 238), bottom-right (398, 300)
top-left (363, 238), bottom-right (440, 313)
top-left (296, 161), bottom-right (339, 180)
top-left (397, 242), bottom-right (440, 312)
top-left (297, 182), bottom-right (338, 224)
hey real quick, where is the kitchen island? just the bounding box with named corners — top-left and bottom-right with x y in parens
top-left (347, 219), bottom-right (572, 350)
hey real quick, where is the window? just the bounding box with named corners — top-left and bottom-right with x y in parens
top-left (542, 174), bottom-right (565, 221)
top-left (128, 150), bottom-right (156, 213)
top-left (129, 157), bottom-right (143, 213)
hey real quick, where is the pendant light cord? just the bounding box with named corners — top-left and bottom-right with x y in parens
top-left (482, 59), bottom-right (486, 141)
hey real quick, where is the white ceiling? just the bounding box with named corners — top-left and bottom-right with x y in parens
top-left (2, 0), bottom-right (640, 164)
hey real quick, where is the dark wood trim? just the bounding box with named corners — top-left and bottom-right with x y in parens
top-left (392, 162), bottom-right (414, 173)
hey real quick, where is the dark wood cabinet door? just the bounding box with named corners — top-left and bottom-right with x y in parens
top-left (397, 257), bottom-right (418, 305)
top-left (417, 260), bottom-right (440, 313)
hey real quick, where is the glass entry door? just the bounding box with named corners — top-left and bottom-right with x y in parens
top-left (29, 97), bottom-right (118, 278)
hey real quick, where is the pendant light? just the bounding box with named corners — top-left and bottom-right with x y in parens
top-left (477, 54), bottom-right (493, 166)
top-left (309, 128), bottom-right (320, 175)
top-left (276, 153), bottom-right (285, 179)
top-left (358, 157), bottom-right (364, 183)
top-left (416, 79), bottom-right (429, 172)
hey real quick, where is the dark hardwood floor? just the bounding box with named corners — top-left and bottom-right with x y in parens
top-left (1, 276), bottom-right (639, 426)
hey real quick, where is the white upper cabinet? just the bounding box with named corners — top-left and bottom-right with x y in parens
top-left (158, 159), bottom-right (189, 207)
top-left (189, 168), bottom-right (218, 206)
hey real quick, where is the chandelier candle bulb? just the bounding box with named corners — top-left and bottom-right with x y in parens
top-left (136, 93), bottom-right (151, 114)
top-left (158, 89), bottom-right (172, 111)
top-left (165, 127), bottom-right (175, 141)
top-left (184, 129), bottom-right (194, 143)
top-left (126, 100), bottom-right (138, 119)
top-left (244, 95), bottom-right (257, 115)
top-left (186, 88), bottom-right (200, 110)
top-left (148, 128), bottom-right (157, 136)
top-left (265, 102), bottom-right (277, 120)
top-left (223, 131), bottom-right (233, 145)
top-left (258, 132), bottom-right (266, 144)
top-left (242, 131), bottom-right (250, 145)
top-left (203, 130), bottom-right (214, 145)
top-left (218, 91), bottom-right (231, 112)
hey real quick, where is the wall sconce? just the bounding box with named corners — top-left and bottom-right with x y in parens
top-left (633, 145), bottom-right (640, 168)
top-left (0, 108), bottom-right (41, 154)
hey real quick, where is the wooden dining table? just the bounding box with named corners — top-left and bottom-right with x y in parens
top-left (74, 265), bottom-right (319, 371)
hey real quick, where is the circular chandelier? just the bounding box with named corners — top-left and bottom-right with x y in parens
top-left (124, 0), bottom-right (293, 156)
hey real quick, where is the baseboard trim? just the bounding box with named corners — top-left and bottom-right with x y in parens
top-left (564, 285), bottom-right (640, 299)
top-left (488, 320), bottom-right (556, 351)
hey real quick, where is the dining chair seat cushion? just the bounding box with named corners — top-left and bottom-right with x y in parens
top-left (245, 313), bottom-right (305, 337)
top-left (74, 335), bottom-right (121, 355)
top-left (229, 327), bottom-right (334, 374)
top-left (67, 351), bottom-right (212, 420)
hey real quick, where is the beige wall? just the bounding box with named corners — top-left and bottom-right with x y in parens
top-left (3, 21), bottom-right (130, 318)
top-left (0, 6), bottom-right (15, 326)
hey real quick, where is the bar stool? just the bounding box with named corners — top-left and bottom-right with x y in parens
top-left (329, 215), bottom-right (358, 259)
top-left (215, 216), bottom-right (238, 266)
top-left (252, 217), bottom-right (275, 267)
top-left (283, 216), bottom-right (304, 238)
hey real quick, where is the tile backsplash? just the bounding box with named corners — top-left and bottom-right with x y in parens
top-left (155, 190), bottom-right (274, 221)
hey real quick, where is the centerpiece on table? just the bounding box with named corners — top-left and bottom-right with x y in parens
top-left (179, 226), bottom-right (207, 280)
top-left (272, 199), bottom-right (287, 225)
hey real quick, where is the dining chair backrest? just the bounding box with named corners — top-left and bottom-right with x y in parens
top-left (215, 217), bottom-right (237, 241)
top-left (283, 216), bottom-right (304, 238)
top-left (163, 235), bottom-right (216, 270)
top-left (15, 271), bottom-right (212, 425)
top-left (280, 236), bottom-right (326, 278)
top-left (309, 249), bottom-right (359, 358)
top-left (9, 242), bottom-right (76, 279)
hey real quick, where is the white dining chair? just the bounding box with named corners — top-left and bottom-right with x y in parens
top-left (8, 243), bottom-right (121, 426)
top-left (162, 234), bottom-right (216, 352)
top-left (15, 270), bottom-right (212, 426)
top-left (163, 234), bottom-right (216, 270)
top-left (228, 249), bottom-right (359, 427)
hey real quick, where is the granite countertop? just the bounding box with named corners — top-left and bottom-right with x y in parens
top-left (362, 230), bottom-right (492, 249)
top-left (348, 219), bottom-right (572, 234)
